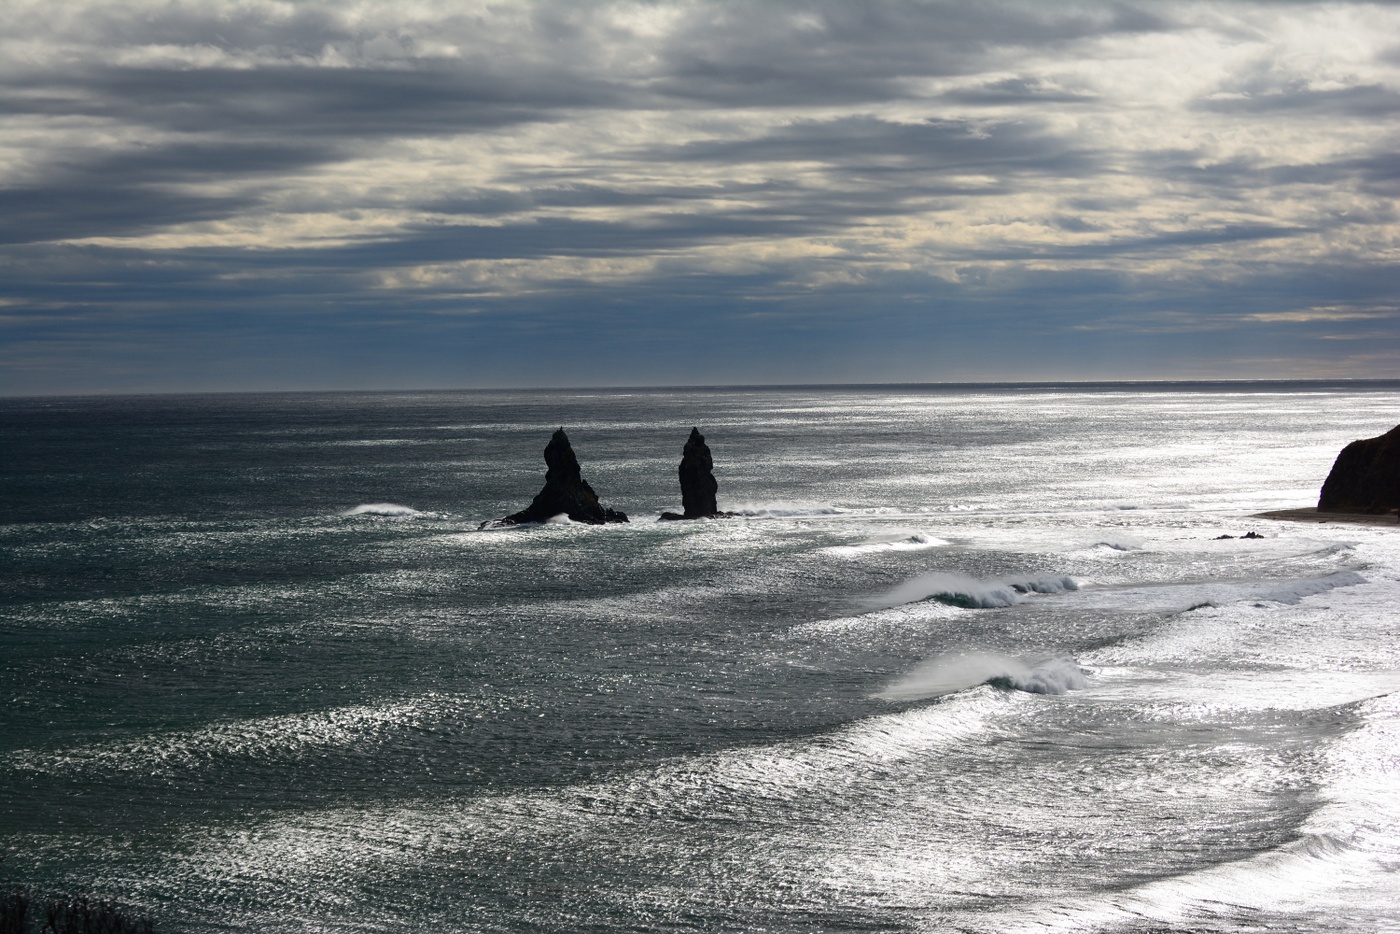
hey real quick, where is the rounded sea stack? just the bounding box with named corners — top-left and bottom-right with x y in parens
top-left (1318, 423), bottom-right (1400, 515)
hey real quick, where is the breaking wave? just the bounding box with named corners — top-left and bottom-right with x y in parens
top-left (879, 652), bottom-right (1088, 701)
top-left (826, 529), bottom-right (949, 556)
top-left (724, 501), bottom-right (845, 518)
top-left (1071, 570), bottom-right (1367, 614)
top-left (343, 503), bottom-right (419, 517)
top-left (865, 572), bottom-right (1079, 610)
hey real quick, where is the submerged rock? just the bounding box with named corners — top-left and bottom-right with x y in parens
top-left (1318, 423), bottom-right (1400, 515)
top-left (483, 428), bottom-right (628, 528)
top-left (659, 427), bottom-right (734, 520)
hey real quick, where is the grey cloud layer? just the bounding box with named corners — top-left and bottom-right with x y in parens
top-left (1, 0), bottom-right (1397, 391)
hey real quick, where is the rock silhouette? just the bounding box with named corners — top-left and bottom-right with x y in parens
top-left (1318, 423), bottom-right (1400, 515)
top-left (484, 428), bottom-right (628, 527)
top-left (660, 427), bottom-right (733, 520)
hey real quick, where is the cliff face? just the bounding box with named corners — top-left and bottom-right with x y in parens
top-left (1318, 423), bottom-right (1400, 514)
top-left (486, 428), bottom-right (628, 527)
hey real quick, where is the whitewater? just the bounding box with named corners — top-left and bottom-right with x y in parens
top-left (3, 383), bottom-right (1400, 933)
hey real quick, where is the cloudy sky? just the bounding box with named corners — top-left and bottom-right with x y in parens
top-left (2, 0), bottom-right (1398, 393)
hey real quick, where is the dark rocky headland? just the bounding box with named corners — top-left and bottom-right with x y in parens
top-left (660, 427), bottom-right (734, 520)
top-left (482, 428), bottom-right (628, 527)
top-left (1318, 423), bottom-right (1400, 515)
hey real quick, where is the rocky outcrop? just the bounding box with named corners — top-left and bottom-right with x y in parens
top-left (483, 428), bottom-right (628, 527)
top-left (659, 427), bottom-right (733, 520)
top-left (1318, 423), bottom-right (1400, 515)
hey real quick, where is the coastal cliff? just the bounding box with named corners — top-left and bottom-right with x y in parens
top-left (1318, 423), bottom-right (1400, 514)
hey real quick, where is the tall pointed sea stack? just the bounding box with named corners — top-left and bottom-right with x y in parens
top-left (484, 428), bottom-right (628, 527)
top-left (660, 427), bottom-right (733, 520)
top-left (1318, 423), bottom-right (1400, 515)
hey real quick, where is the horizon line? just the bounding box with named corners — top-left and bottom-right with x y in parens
top-left (7, 376), bottom-right (1400, 401)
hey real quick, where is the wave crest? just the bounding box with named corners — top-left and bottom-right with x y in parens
top-left (1092, 536), bottom-right (1143, 551)
top-left (826, 529), bottom-right (949, 556)
top-left (723, 501), bottom-right (844, 518)
top-left (866, 572), bottom-right (1079, 610)
top-left (879, 652), bottom-right (1088, 701)
top-left (343, 503), bottom-right (419, 517)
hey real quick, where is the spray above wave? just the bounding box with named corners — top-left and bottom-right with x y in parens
top-left (879, 652), bottom-right (1089, 701)
top-left (1091, 535), bottom-right (1143, 552)
top-left (479, 512), bottom-right (596, 530)
top-left (865, 571), bottom-right (1079, 611)
top-left (343, 503), bottom-right (419, 517)
top-left (825, 529), bottom-right (949, 556)
top-left (723, 501), bottom-right (845, 518)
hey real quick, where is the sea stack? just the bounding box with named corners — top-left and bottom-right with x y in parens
top-left (660, 427), bottom-right (733, 520)
top-left (484, 428), bottom-right (628, 527)
top-left (1318, 423), bottom-right (1400, 515)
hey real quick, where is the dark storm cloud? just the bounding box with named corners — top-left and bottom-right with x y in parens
top-left (420, 181), bottom-right (807, 219)
top-left (1199, 82), bottom-right (1400, 116)
top-left (5, 63), bottom-right (621, 136)
top-left (280, 216), bottom-right (817, 266)
top-left (0, 186), bottom-right (236, 246)
top-left (0, 0), bottom-right (1397, 393)
top-left (947, 222), bottom-right (1315, 263)
top-left (1133, 146), bottom-right (1400, 202)
top-left (0, 1), bottom-right (1150, 250)
top-left (941, 77), bottom-right (1100, 105)
top-left (0, 1), bottom-right (1173, 146)
top-left (652, 115), bottom-right (1100, 180)
top-left (647, 1), bottom-right (1168, 106)
top-left (0, 140), bottom-right (341, 244)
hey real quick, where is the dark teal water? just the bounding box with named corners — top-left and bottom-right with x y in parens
top-left (4, 386), bottom-right (1400, 932)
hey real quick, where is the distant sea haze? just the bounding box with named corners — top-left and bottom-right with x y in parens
top-left (3, 383), bottom-right (1400, 933)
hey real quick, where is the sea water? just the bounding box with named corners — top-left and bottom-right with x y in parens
top-left (3, 383), bottom-right (1400, 933)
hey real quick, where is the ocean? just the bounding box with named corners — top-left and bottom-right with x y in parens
top-left (3, 383), bottom-right (1400, 933)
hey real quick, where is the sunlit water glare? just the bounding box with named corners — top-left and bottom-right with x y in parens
top-left (3, 384), bottom-right (1399, 932)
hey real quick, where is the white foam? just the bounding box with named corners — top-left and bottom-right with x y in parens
top-left (879, 652), bottom-right (1088, 701)
top-left (793, 598), bottom-right (965, 637)
top-left (169, 692), bottom-right (1024, 906)
top-left (1091, 535), bottom-right (1143, 551)
top-left (989, 691), bottom-right (1400, 933)
top-left (865, 572), bottom-right (1079, 611)
top-left (342, 503), bottom-right (419, 517)
top-left (722, 501), bottom-right (845, 518)
top-left (476, 514), bottom-right (573, 530)
top-left (1069, 570), bottom-right (1366, 614)
top-left (825, 529), bottom-right (950, 556)
top-left (1084, 571), bottom-right (1389, 671)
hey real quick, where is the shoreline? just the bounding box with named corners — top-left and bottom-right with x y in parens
top-left (1254, 507), bottom-right (1399, 527)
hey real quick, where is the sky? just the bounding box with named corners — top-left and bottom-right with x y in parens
top-left (1, 0), bottom-right (1398, 394)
